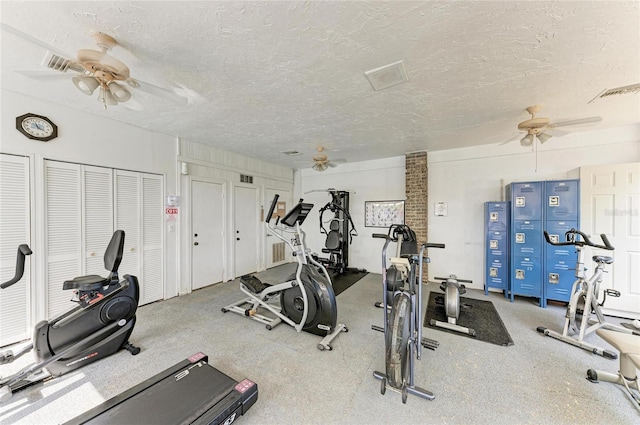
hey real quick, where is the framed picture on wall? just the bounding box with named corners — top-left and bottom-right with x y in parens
top-left (365, 200), bottom-right (405, 227)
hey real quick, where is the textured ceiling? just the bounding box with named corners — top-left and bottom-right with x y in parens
top-left (1, 1), bottom-right (639, 169)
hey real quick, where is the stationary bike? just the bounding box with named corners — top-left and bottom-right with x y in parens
top-left (0, 230), bottom-right (140, 402)
top-left (430, 275), bottom-right (476, 337)
top-left (372, 230), bottom-right (445, 403)
top-left (222, 195), bottom-right (347, 351)
top-left (537, 229), bottom-right (639, 358)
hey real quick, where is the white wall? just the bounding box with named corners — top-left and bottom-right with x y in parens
top-left (295, 124), bottom-right (640, 290)
top-left (296, 156), bottom-right (406, 273)
top-left (1, 90), bottom-right (180, 298)
top-left (428, 124), bottom-right (640, 290)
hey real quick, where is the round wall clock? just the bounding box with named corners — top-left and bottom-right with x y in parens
top-left (16, 113), bottom-right (58, 141)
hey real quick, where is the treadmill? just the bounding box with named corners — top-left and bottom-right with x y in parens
top-left (64, 352), bottom-right (258, 425)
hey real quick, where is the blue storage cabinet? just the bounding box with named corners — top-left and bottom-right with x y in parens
top-left (543, 180), bottom-right (579, 304)
top-left (484, 202), bottom-right (510, 298)
top-left (508, 182), bottom-right (544, 305)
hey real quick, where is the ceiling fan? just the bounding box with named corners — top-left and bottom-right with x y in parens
top-left (2, 23), bottom-right (191, 109)
top-left (504, 105), bottom-right (603, 147)
top-left (312, 146), bottom-right (345, 172)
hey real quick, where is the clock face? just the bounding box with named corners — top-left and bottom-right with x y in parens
top-left (22, 117), bottom-right (54, 138)
top-left (16, 113), bottom-right (58, 141)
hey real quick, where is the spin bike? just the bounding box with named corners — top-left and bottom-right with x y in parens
top-left (372, 230), bottom-right (444, 403)
top-left (0, 230), bottom-right (140, 402)
top-left (222, 195), bottom-right (347, 351)
top-left (537, 229), bottom-right (639, 358)
top-left (430, 275), bottom-right (476, 337)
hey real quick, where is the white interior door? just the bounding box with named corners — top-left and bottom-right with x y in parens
top-left (580, 162), bottom-right (640, 318)
top-left (0, 154), bottom-right (31, 346)
top-left (191, 180), bottom-right (225, 290)
top-left (264, 189), bottom-right (290, 269)
top-left (234, 185), bottom-right (258, 277)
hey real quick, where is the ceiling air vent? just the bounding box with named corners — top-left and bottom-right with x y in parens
top-left (364, 60), bottom-right (409, 91)
top-left (41, 51), bottom-right (85, 73)
top-left (281, 150), bottom-right (302, 156)
top-left (589, 83), bottom-right (640, 103)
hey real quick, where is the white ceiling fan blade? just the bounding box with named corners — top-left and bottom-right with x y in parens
top-left (133, 79), bottom-right (189, 105)
top-left (498, 132), bottom-right (522, 146)
top-left (326, 158), bottom-right (347, 168)
top-left (1, 22), bottom-right (74, 59)
top-left (15, 70), bottom-right (71, 80)
top-left (549, 116), bottom-right (603, 128)
top-left (545, 128), bottom-right (570, 137)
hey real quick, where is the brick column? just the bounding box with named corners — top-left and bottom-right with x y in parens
top-left (405, 152), bottom-right (428, 274)
top-left (405, 152), bottom-right (428, 240)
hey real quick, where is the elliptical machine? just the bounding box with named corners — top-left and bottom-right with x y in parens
top-left (0, 230), bottom-right (140, 402)
top-left (222, 195), bottom-right (347, 351)
top-left (430, 275), bottom-right (476, 337)
top-left (372, 228), bottom-right (445, 403)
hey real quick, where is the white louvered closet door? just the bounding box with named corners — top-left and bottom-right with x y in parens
top-left (141, 174), bottom-right (163, 304)
top-left (44, 160), bottom-right (82, 319)
top-left (83, 166), bottom-right (114, 275)
top-left (114, 170), bottom-right (164, 305)
top-left (114, 170), bottom-right (141, 290)
top-left (0, 154), bottom-right (31, 346)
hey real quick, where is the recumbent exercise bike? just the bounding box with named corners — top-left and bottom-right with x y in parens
top-left (222, 195), bottom-right (347, 351)
top-left (0, 230), bottom-right (140, 402)
top-left (372, 227), bottom-right (445, 403)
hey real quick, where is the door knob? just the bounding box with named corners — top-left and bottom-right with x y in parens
top-left (237, 238), bottom-right (240, 241)
top-left (194, 242), bottom-right (199, 246)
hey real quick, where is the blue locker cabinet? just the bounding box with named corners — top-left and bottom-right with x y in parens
top-left (544, 180), bottom-right (580, 303)
top-left (508, 182), bottom-right (544, 305)
top-left (485, 202), bottom-right (510, 298)
top-left (511, 256), bottom-right (543, 298)
top-left (510, 182), bottom-right (543, 220)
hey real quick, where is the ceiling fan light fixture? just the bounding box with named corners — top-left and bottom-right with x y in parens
top-left (97, 86), bottom-right (118, 108)
top-left (72, 75), bottom-right (99, 95)
top-left (313, 162), bottom-right (329, 172)
top-left (537, 132), bottom-right (552, 144)
top-left (520, 134), bottom-right (534, 146)
top-left (108, 82), bottom-right (131, 102)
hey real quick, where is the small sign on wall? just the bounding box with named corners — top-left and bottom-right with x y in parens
top-left (434, 202), bottom-right (448, 217)
top-left (166, 206), bottom-right (178, 222)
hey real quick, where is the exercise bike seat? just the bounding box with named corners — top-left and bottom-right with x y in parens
top-left (63, 275), bottom-right (109, 291)
top-left (240, 275), bottom-right (270, 294)
top-left (62, 230), bottom-right (126, 292)
top-left (596, 328), bottom-right (640, 357)
top-left (592, 255), bottom-right (613, 264)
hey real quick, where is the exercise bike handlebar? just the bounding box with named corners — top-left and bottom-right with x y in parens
top-left (543, 229), bottom-right (614, 251)
top-left (265, 194), bottom-right (279, 223)
top-left (422, 242), bottom-right (445, 250)
top-left (1, 244), bottom-right (33, 289)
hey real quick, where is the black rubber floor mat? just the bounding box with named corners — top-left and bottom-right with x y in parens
top-left (424, 291), bottom-right (514, 346)
top-left (331, 270), bottom-right (368, 296)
